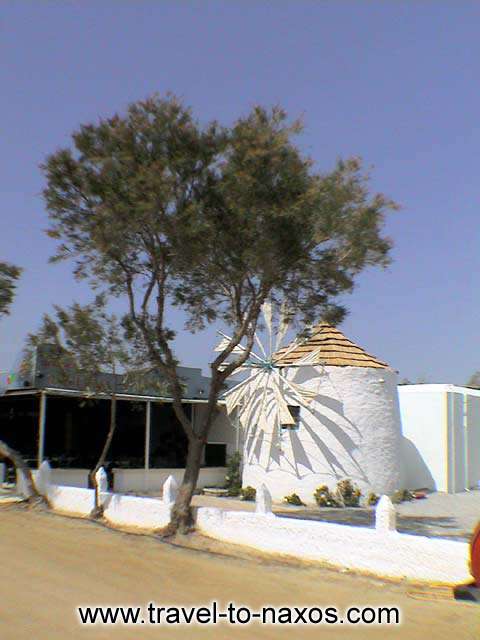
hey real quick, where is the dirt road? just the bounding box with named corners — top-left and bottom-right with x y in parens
top-left (0, 505), bottom-right (478, 639)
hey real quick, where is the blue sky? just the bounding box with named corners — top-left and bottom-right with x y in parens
top-left (1, 1), bottom-right (479, 383)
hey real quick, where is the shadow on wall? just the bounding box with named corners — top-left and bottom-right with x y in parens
top-left (401, 436), bottom-right (436, 491)
top-left (243, 371), bottom-right (370, 487)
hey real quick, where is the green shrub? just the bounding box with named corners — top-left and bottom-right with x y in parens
top-left (224, 451), bottom-right (242, 496)
top-left (366, 492), bottom-right (380, 506)
top-left (284, 493), bottom-right (305, 506)
top-left (240, 486), bottom-right (256, 501)
top-left (335, 479), bottom-right (362, 507)
top-left (314, 485), bottom-right (341, 507)
top-left (391, 489), bottom-right (414, 504)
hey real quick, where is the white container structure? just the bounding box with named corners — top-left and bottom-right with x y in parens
top-left (240, 324), bottom-right (403, 504)
top-left (399, 384), bottom-right (480, 493)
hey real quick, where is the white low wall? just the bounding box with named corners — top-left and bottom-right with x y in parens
top-left (33, 464), bottom-right (471, 585)
top-left (103, 494), bottom-right (171, 529)
top-left (47, 485), bottom-right (96, 517)
top-left (113, 467), bottom-right (226, 493)
top-left (47, 485), bottom-right (172, 529)
top-left (196, 508), bottom-right (471, 585)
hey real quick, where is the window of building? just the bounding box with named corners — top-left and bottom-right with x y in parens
top-left (280, 405), bottom-right (300, 431)
top-left (204, 443), bottom-right (227, 467)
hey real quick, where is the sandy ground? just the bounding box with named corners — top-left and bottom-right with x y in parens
top-left (395, 490), bottom-right (480, 530)
top-left (0, 504), bottom-right (478, 640)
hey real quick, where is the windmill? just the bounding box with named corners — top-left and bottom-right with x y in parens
top-left (215, 302), bottom-right (320, 466)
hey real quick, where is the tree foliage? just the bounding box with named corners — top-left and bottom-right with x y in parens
top-left (467, 371), bottom-right (480, 389)
top-left (41, 94), bottom-right (398, 531)
top-left (0, 261), bottom-right (22, 318)
top-left (0, 262), bottom-right (40, 500)
top-left (24, 296), bottom-right (138, 393)
top-left (24, 297), bottom-right (167, 514)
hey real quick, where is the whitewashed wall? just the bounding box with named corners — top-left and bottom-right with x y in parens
top-left (46, 485), bottom-right (172, 529)
top-left (47, 485), bottom-right (96, 516)
top-left (466, 394), bottom-right (480, 489)
top-left (399, 387), bottom-right (447, 491)
top-left (196, 508), bottom-right (470, 584)
top-left (102, 494), bottom-right (172, 529)
top-left (242, 366), bottom-right (403, 503)
top-left (399, 384), bottom-right (480, 493)
top-left (448, 392), bottom-right (465, 493)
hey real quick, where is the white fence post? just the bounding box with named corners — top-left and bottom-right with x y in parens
top-left (95, 467), bottom-right (109, 494)
top-left (375, 495), bottom-right (397, 532)
top-left (162, 475), bottom-right (178, 505)
top-left (35, 460), bottom-right (52, 496)
top-left (16, 468), bottom-right (28, 497)
top-left (255, 484), bottom-right (273, 515)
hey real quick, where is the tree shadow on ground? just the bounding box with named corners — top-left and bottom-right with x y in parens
top-left (275, 508), bottom-right (470, 541)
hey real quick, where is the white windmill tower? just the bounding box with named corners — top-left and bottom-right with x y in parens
top-left (216, 302), bottom-right (403, 503)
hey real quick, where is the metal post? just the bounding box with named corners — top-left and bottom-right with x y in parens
top-left (464, 392), bottom-right (469, 491)
top-left (37, 392), bottom-right (47, 468)
top-left (144, 401), bottom-right (151, 492)
top-left (235, 411), bottom-right (241, 453)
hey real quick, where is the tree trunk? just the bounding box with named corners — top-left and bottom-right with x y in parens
top-left (0, 438), bottom-right (39, 500)
top-left (90, 394), bottom-right (117, 517)
top-left (165, 436), bottom-right (204, 535)
top-left (164, 375), bottom-right (224, 535)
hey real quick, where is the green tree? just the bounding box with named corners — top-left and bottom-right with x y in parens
top-left (0, 261), bottom-right (22, 318)
top-left (467, 371), bottom-right (480, 389)
top-left (24, 297), bottom-right (163, 514)
top-left (41, 94), bottom-right (397, 532)
top-left (0, 261), bottom-right (39, 499)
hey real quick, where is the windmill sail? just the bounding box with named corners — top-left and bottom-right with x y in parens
top-left (217, 301), bottom-right (320, 466)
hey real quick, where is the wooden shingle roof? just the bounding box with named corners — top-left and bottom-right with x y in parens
top-left (273, 323), bottom-right (389, 369)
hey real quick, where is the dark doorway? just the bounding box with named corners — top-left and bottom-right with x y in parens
top-left (0, 395), bottom-right (39, 465)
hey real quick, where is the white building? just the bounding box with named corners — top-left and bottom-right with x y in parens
top-left (399, 384), bottom-right (480, 493)
top-left (240, 324), bottom-right (403, 504)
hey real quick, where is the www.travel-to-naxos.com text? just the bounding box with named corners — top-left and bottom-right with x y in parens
top-left (77, 601), bottom-right (401, 626)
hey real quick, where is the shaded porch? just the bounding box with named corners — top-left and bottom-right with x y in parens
top-left (0, 389), bottom-right (228, 490)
